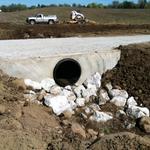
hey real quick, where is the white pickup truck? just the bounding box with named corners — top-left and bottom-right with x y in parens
top-left (26, 14), bottom-right (59, 25)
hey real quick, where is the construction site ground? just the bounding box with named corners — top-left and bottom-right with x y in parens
top-left (0, 42), bottom-right (150, 150)
top-left (0, 23), bottom-right (150, 39)
top-left (0, 6), bottom-right (150, 149)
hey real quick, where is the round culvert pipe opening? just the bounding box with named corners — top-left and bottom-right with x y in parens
top-left (53, 58), bottom-right (81, 87)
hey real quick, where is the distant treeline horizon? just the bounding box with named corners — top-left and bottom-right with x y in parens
top-left (0, 0), bottom-right (150, 12)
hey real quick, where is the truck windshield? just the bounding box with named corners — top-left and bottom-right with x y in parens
top-left (36, 15), bottom-right (42, 18)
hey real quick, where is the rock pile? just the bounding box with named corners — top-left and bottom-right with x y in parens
top-left (22, 72), bottom-right (149, 125)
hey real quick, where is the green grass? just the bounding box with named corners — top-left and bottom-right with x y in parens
top-left (0, 7), bottom-right (150, 25)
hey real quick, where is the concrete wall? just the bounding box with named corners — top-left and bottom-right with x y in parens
top-left (0, 50), bottom-right (120, 84)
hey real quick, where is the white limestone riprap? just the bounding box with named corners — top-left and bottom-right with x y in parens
top-left (110, 96), bottom-right (127, 107)
top-left (89, 111), bottom-right (113, 122)
top-left (99, 89), bottom-right (110, 105)
top-left (44, 95), bottom-right (73, 115)
top-left (24, 79), bottom-right (41, 90)
top-left (109, 89), bottom-right (128, 99)
top-left (127, 96), bottom-right (137, 106)
top-left (127, 105), bottom-right (149, 119)
top-left (40, 78), bottom-right (55, 92)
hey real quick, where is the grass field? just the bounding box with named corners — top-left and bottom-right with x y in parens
top-left (0, 7), bottom-right (150, 25)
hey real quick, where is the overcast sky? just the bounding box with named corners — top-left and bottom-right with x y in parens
top-left (0, 0), bottom-right (138, 6)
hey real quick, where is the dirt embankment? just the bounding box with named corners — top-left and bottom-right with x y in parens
top-left (102, 42), bottom-right (150, 109)
top-left (0, 23), bottom-right (150, 39)
top-left (91, 132), bottom-right (150, 150)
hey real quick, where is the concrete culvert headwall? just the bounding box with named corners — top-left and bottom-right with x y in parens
top-left (0, 51), bottom-right (121, 85)
top-left (1, 36), bottom-right (150, 84)
top-left (53, 58), bottom-right (81, 87)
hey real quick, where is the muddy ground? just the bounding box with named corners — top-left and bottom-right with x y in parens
top-left (102, 42), bottom-right (150, 109)
top-left (0, 43), bottom-right (150, 149)
top-left (0, 23), bottom-right (150, 39)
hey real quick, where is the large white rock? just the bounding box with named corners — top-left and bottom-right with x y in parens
top-left (89, 103), bottom-right (101, 111)
top-left (62, 89), bottom-right (71, 97)
top-left (76, 98), bottom-right (86, 107)
top-left (109, 89), bottom-right (128, 99)
top-left (73, 85), bottom-right (85, 98)
top-left (84, 72), bottom-right (101, 89)
top-left (127, 105), bottom-right (149, 119)
top-left (69, 100), bottom-right (77, 110)
top-left (84, 104), bottom-right (100, 115)
top-left (127, 97), bottom-right (137, 107)
top-left (89, 111), bottom-right (113, 122)
top-left (99, 89), bottom-right (110, 105)
top-left (40, 78), bottom-right (55, 92)
top-left (87, 85), bottom-right (97, 96)
top-left (50, 85), bottom-right (62, 95)
top-left (82, 85), bottom-right (97, 101)
top-left (110, 96), bottom-right (127, 107)
top-left (62, 89), bottom-right (76, 101)
top-left (24, 79), bottom-right (41, 90)
top-left (105, 82), bottom-right (113, 91)
top-left (44, 95), bottom-right (72, 115)
top-left (64, 85), bottom-right (72, 91)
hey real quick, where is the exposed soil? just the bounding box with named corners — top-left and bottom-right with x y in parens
top-left (0, 23), bottom-right (150, 39)
top-left (0, 43), bottom-right (150, 149)
top-left (102, 42), bottom-right (150, 109)
top-left (91, 132), bottom-right (150, 150)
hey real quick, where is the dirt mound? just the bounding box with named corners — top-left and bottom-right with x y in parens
top-left (0, 71), bottom-right (58, 149)
top-left (0, 129), bottom-right (46, 150)
top-left (0, 23), bottom-right (150, 39)
top-left (91, 132), bottom-right (150, 150)
top-left (0, 71), bottom-right (86, 150)
top-left (0, 70), bottom-right (24, 104)
top-left (102, 42), bottom-right (150, 109)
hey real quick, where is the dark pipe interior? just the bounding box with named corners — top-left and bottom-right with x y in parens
top-left (53, 58), bottom-right (81, 87)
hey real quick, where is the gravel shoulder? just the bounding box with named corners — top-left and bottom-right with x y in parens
top-left (0, 35), bottom-right (150, 59)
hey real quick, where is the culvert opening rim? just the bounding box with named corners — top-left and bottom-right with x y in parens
top-left (53, 58), bottom-right (81, 87)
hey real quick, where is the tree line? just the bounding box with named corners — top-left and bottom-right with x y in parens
top-left (110, 0), bottom-right (150, 9)
top-left (0, 0), bottom-right (150, 12)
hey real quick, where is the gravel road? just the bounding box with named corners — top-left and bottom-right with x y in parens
top-left (0, 35), bottom-right (150, 59)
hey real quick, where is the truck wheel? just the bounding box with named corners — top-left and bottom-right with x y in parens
top-left (30, 20), bottom-right (35, 25)
top-left (48, 20), bottom-right (54, 25)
